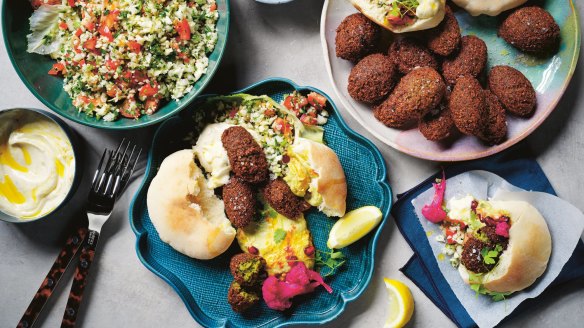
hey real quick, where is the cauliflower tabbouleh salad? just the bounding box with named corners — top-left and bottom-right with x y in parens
top-left (190, 91), bottom-right (329, 179)
top-left (27, 0), bottom-right (219, 121)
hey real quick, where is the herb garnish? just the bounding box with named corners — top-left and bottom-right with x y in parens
top-left (273, 229), bottom-right (286, 244)
top-left (315, 249), bottom-right (346, 277)
top-left (468, 272), bottom-right (512, 302)
top-left (481, 244), bottom-right (503, 265)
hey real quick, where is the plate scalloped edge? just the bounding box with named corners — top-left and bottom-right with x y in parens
top-left (320, 0), bottom-right (581, 162)
top-left (128, 77), bottom-right (393, 328)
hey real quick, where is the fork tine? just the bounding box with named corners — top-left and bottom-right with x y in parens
top-left (113, 146), bottom-right (141, 197)
top-left (91, 149), bottom-right (107, 190)
top-left (94, 150), bottom-right (112, 193)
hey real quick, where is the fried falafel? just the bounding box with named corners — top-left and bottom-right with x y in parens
top-left (388, 38), bottom-right (439, 75)
top-left (335, 13), bottom-right (381, 63)
top-left (488, 65), bottom-right (536, 117)
top-left (461, 237), bottom-right (494, 274)
top-left (222, 126), bottom-right (269, 184)
top-left (227, 281), bottom-right (260, 313)
top-left (499, 6), bottom-right (560, 55)
top-left (223, 178), bottom-right (256, 228)
top-left (479, 90), bottom-right (508, 145)
top-left (374, 67), bottom-right (445, 129)
top-left (230, 253), bottom-right (267, 287)
top-left (263, 178), bottom-right (311, 219)
top-left (419, 92), bottom-right (459, 141)
top-left (348, 53), bottom-right (398, 104)
top-left (425, 6), bottom-right (461, 57)
top-left (442, 35), bottom-right (488, 85)
top-left (449, 76), bottom-right (487, 135)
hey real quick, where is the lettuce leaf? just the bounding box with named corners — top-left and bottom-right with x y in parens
top-left (27, 5), bottom-right (67, 55)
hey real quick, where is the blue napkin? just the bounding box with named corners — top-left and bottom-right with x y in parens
top-left (391, 149), bottom-right (584, 328)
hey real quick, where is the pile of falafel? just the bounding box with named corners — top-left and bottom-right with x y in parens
top-left (336, 5), bottom-right (560, 145)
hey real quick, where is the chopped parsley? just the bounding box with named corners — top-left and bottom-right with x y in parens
top-left (481, 244), bottom-right (503, 265)
top-left (315, 249), bottom-right (346, 277)
top-left (273, 229), bottom-right (286, 244)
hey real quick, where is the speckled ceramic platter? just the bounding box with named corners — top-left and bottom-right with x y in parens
top-left (321, 0), bottom-right (580, 161)
top-left (129, 78), bottom-right (392, 327)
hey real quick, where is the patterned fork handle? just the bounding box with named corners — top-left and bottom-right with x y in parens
top-left (61, 229), bottom-right (100, 328)
top-left (17, 227), bottom-right (88, 328)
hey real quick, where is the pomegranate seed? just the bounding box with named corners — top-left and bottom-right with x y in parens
top-left (248, 246), bottom-right (259, 255)
top-left (304, 246), bottom-right (315, 256)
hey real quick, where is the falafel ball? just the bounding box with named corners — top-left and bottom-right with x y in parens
top-left (388, 38), bottom-right (439, 75)
top-left (374, 67), bottom-right (445, 129)
top-left (499, 6), bottom-right (560, 54)
top-left (223, 178), bottom-right (256, 229)
top-left (442, 35), bottom-right (488, 85)
top-left (227, 281), bottom-right (260, 313)
top-left (263, 178), bottom-right (311, 219)
top-left (419, 94), bottom-right (459, 142)
top-left (449, 76), bottom-right (487, 136)
top-left (461, 237), bottom-right (494, 274)
top-left (335, 13), bottom-right (381, 63)
top-left (479, 90), bottom-right (508, 145)
top-left (348, 53), bottom-right (398, 104)
top-left (222, 126), bottom-right (269, 184)
top-left (479, 226), bottom-right (509, 250)
top-left (230, 253), bottom-right (267, 287)
top-left (488, 65), bottom-right (536, 117)
top-left (425, 6), bottom-right (461, 57)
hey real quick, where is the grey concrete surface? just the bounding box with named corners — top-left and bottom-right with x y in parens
top-left (0, 0), bottom-right (583, 327)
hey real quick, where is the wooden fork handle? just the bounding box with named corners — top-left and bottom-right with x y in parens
top-left (61, 229), bottom-right (100, 328)
top-left (17, 227), bottom-right (88, 328)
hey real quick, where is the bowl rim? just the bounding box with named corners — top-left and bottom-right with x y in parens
top-left (128, 77), bottom-right (394, 327)
top-left (1, 0), bottom-right (231, 130)
top-left (0, 107), bottom-right (82, 224)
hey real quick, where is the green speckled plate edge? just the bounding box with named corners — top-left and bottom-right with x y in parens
top-left (128, 78), bottom-right (393, 327)
top-left (2, 0), bottom-right (230, 130)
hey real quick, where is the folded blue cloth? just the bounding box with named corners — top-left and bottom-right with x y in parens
top-left (391, 150), bottom-right (584, 328)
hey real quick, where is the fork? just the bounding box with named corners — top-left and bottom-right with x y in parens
top-left (17, 140), bottom-right (141, 328)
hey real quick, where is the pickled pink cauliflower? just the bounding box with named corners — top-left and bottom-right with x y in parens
top-left (262, 262), bottom-right (332, 311)
top-left (422, 171), bottom-right (448, 223)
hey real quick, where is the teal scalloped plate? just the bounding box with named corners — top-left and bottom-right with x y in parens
top-left (2, 0), bottom-right (229, 130)
top-left (129, 78), bottom-right (393, 327)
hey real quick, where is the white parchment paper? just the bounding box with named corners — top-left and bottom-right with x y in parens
top-left (411, 171), bottom-right (584, 328)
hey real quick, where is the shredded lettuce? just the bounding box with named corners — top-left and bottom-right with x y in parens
top-left (27, 5), bottom-right (67, 55)
top-left (468, 272), bottom-right (513, 302)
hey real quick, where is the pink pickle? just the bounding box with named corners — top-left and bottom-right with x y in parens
top-left (496, 221), bottom-right (510, 238)
top-left (422, 171), bottom-right (448, 223)
top-left (262, 262), bottom-right (333, 311)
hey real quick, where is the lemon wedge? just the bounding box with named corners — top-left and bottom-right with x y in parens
top-left (327, 206), bottom-right (382, 249)
top-left (384, 278), bottom-right (414, 328)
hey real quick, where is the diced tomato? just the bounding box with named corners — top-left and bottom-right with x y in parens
top-left (127, 41), bottom-right (141, 54)
top-left (283, 95), bottom-right (294, 110)
top-left (131, 70), bottom-right (148, 85)
top-left (59, 22), bottom-right (68, 30)
top-left (48, 63), bottom-right (65, 76)
top-left (177, 51), bottom-right (190, 63)
top-left (174, 18), bottom-right (191, 41)
top-left (68, 0), bottom-right (76, 7)
top-left (307, 92), bottom-right (327, 108)
top-left (105, 59), bottom-right (119, 71)
top-left (144, 98), bottom-right (160, 115)
top-left (139, 84), bottom-right (159, 100)
top-left (445, 229), bottom-right (458, 245)
top-left (297, 96), bottom-right (308, 108)
top-left (98, 10), bottom-right (119, 42)
top-left (300, 114), bottom-right (317, 125)
top-left (31, 0), bottom-right (61, 9)
top-left (75, 28), bottom-right (83, 37)
top-left (84, 21), bottom-right (96, 31)
top-left (83, 37), bottom-right (97, 50)
top-left (210, 3), bottom-right (217, 11)
top-left (273, 118), bottom-right (292, 136)
top-left (120, 97), bottom-right (141, 119)
top-left (387, 13), bottom-right (414, 27)
top-left (106, 85), bottom-right (121, 98)
top-left (264, 108), bottom-right (276, 117)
